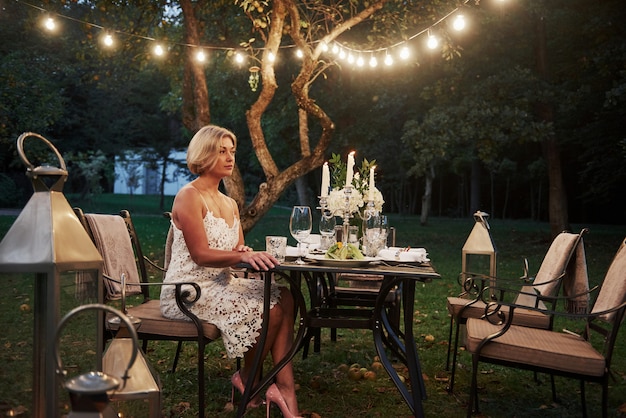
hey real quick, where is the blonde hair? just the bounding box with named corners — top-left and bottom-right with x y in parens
top-left (186, 125), bottom-right (237, 175)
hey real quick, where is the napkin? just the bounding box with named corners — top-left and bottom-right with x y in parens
top-left (378, 247), bottom-right (429, 263)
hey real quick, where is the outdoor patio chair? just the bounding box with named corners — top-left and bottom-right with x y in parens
top-left (446, 229), bottom-right (588, 392)
top-left (465, 235), bottom-right (626, 418)
top-left (73, 208), bottom-right (219, 418)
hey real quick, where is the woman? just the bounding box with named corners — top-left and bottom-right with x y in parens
top-left (160, 125), bottom-right (301, 417)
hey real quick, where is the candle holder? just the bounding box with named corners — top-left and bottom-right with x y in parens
top-left (318, 195), bottom-right (328, 213)
top-left (363, 199), bottom-right (378, 219)
top-left (341, 186), bottom-right (354, 244)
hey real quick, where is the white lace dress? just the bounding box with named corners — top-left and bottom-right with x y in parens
top-left (160, 210), bottom-right (282, 358)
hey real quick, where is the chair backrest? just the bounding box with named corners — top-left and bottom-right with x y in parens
top-left (73, 208), bottom-right (145, 301)
top-left (592, 237), bottom-right (626, 323)
top-left (532, 230), bottom-right (586, 297)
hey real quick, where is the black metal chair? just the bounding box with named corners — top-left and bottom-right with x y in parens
top-left (74, 208), bottom-right (219, 418)
top-left (445, 229), bottom-right (587, 392)
top-left (465, 236), bottom-right (626, 418)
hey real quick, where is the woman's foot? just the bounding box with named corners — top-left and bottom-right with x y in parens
top-left (231, 371), bottom-right (264, 409)
top-left (265, 383), bottom-right (302, 418)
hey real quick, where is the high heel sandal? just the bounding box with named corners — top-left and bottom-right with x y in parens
top-left (265, 383), bottom-right (302, 418)
top-left (231, 371), bottom-right (264, 409)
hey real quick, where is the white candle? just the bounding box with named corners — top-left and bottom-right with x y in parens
top-left (321, 162), bottom-right (330, 197)
top-left (368, 166), bottom-right (376, 200)
top-left (345, 151), bottom-right (355, 188)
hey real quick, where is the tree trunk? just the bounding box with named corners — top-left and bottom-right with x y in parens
top-left (179, 0), bottom-right (211, 131)
top-left (420, 165), bottom-right (434, 225)
top-left (534, 13), bottom-right (569, 236)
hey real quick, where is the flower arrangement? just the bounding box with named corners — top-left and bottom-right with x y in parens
top-left (326, 152), bottom-right (384, 217)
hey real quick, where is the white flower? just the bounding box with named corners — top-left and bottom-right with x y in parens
top-left (327, 187), bottom-right (364, 216)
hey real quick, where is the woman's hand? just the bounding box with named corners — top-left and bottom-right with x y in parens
top-left (239, 250), bottom-right (279, 271)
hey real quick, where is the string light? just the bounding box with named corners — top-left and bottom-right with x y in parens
top-left (44, 16), bottom-right (56, 31)
top-left (102, 33), bottom-right (114, 47)
top-left (18, 0), bottom-right (487, 74)
top-left (453, 14), bottom-right (466, 31)
top-left (195, 49), bottom-right (207, 63)
top-left (153, 43), bottom-right (165, 56)
top-left (427, 32), bottom-right (439, 50)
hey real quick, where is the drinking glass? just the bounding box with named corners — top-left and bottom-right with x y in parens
top-left (289, 206), bottom-right (312, 264)
top-left (364, 214), bottom-right (389, 256)
top-left (318, 214), bottom-right (336, 251)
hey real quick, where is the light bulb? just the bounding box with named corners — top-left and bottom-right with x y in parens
top-left (347, 53), bottom-right (355, 64)
top-left (427, 35), bottom-right (439, 50)
top-left (339, 49), bottom-right (346, 59)
top-left (103, 34), bottom-right (114, 47)
top-left (196, 50), bottom-right (206, 62)
top-left (153, 44), bottom-right (165, 56)
top-left (453, 15), bottom-right (466, 31)
top-left (44, 17), bottom-right (56, 31)
top-left (295, 49), bottom-right (303, 58)
top-left (399, 47), bottom-right (410, 60)
top-left (369, 56), bottom-right (378, 68)
top-left (268, 51), bottom-right (275, 62)
top-left (384, 54), bottom-right (393, 66)
top-left (356, 56), bottom-right (364, 67)
top-left (235, 52), bottom-right (244, 63)
top-left (332, 44), bottom-right (339, 54)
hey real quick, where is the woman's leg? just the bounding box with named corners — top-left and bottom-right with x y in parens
top-left (242, 286), bottom-right (299, 413)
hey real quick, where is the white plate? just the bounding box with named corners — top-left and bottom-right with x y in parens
top-left (304, 254), bottom-right (380, 267)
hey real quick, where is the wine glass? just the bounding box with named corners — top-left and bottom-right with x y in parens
top-left (289, 206), bottom-right (312, 264)
top-left (318, 213), bottom-right (336, 251)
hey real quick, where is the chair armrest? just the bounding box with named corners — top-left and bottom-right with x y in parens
top-left (143, 255), bottom-right (167, 273)
top-left (477, 283), bottom-right (605, 325)
top-left (103, 273), bottom-right (204, 333)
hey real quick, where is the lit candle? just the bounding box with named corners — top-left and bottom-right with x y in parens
top-left (345, 151), bottom-right (355, 188)
top-left (321, 162), bottom-right (330, 197)
top-left (368, 166), bottom-right (376, 200)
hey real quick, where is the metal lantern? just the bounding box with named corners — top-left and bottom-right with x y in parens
top-left (55, 304), bottom-right (139, 418)
top-left (0, 133), bottom-right (104, 417)
top-left (461, 211), bottom-right (497, 286)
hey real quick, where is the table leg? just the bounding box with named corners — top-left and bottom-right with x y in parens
top-left (372, 277), bottom-right (425, 418)
top-left (237, 270), bottom-right (308, 417)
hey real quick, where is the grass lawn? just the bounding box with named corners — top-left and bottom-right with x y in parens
top-left (0, 195), bottom-right (625, 417)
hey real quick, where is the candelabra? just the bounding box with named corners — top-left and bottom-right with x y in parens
top-left (341, 186), bottom-right (354, 244)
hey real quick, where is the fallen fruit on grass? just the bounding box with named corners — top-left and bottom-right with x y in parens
top-left (424, 334), bottom-right (435, 342)
top-left (363, 371), bottom-right (377, 381)
top-left (359, 367), bottom-right (368, 376)
top-left (370, 361), bottom-right (383, 371)
top-left (347, 367), bottom-right (362, 380)
top-left (337, 363), bottom-right (349, 372)
top-left (310, 375), bottom-right (323, 389)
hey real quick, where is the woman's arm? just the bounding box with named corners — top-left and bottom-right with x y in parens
top-left (173, 187), bottom-right (277, 270)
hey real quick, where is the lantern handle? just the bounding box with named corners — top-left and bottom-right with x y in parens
top-left (54, 304), bottom-right (139, 389)
top-left (16, 132), bottom-right (68, 192)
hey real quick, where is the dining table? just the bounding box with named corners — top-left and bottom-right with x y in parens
top-left (236, 255), bottom-right (440, 418)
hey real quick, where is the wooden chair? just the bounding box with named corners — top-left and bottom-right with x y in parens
top-left (446, 229), bottom-right (587, 392)
top-left (465, 236), bottom-right (626, 418)
top-left (302, 228), bottom-right (401, 358)
top-left (73, 208), bottom-right (220, 418)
